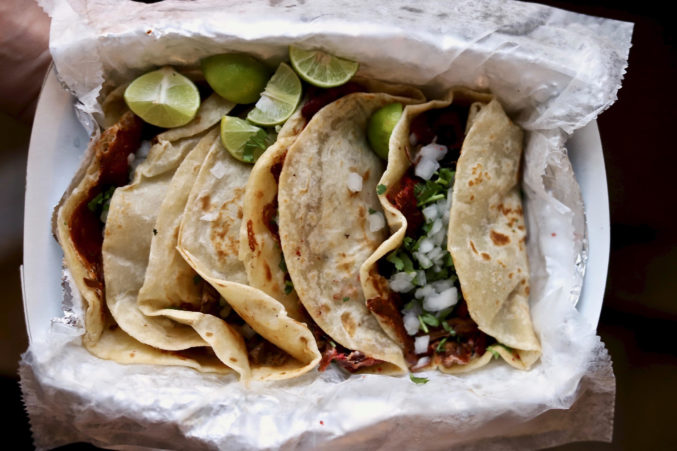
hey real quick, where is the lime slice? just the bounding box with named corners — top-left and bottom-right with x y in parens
top-left (220, 116), bottom-right (275, 163)
top-left (124, 67), bottom-right (200, 128)
top-left (289, 46), bottom-right (359, 88)
top-left (201, 53), bottom-right (270, 104)
top-left (367, 102), bottom-right (403, 160)
top-left (246, 63), bottom-right (302, 126)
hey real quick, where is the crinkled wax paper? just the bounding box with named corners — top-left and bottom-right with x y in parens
top-left (23, 0), bottom-right (631, 449)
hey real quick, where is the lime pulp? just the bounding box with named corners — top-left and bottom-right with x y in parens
top-left (289, 46), bottom-right (359, 88)
top-left (220, 116), bottom-right (274, 164)
top-left (123, 67), bottom-right (200, 128)
top-left (246, 63), bottom-right (302, 127)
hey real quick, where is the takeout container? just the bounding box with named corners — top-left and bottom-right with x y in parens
top-left (20, 1), bottom-right (627, 449)
top-left (22, 66), bottom-right (609, 345)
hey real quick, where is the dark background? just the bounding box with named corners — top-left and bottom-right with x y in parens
top-left (2, 0), bottom-right (675, 449)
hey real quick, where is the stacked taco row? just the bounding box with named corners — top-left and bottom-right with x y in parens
top-left (55, 55), bottom-right (540, 382)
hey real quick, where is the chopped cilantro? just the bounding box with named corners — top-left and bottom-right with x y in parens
top-left (441, 320), bottom-right (456, 336)
top-left (488, 346), bottom-right (500, 359)
top-left (87, 186), bottom-right (116, 215)
top-left (328, 339), bottom-right (337, 348)
top-left (418, 315), bottom-right (429, 334)
top-left (409, 373), bottom-right (429, 384)
top-left (376, 184), bottom-right (387, 195)
top-left (368, 207), bottom-right (377, 214)
top-left (284, 280), bottom-right (294, 295)
top-left (414, 169), bottom-right (455, 207)
top-left (242, 128), bottom-right (274, 163)
top-left (342, 296), bottom-right (350, 302)
top-left (420, 313), bottom-right (439, 327)
top-left (279, 256), bottom-right (288, 273)
top-left (435, 337), bottom-right (449, 352)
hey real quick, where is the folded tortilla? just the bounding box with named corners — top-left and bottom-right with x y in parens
top-left (361, 89), bottom-right (541, 373)
top-left (276, 90), bottom-right (426, 374)
top-left (58, 90), bottom-right (320, 380)
top-left (56, 96), bottom-right (236, 373)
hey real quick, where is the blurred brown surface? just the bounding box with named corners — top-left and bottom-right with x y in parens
top-left (2, 1), bottom-right (676, 449)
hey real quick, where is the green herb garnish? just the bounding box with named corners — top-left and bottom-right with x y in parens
top-left (342, 296), bottom-right (350, 302)
top-left (436, 337), bottom-right (449, 352)
top-left (284, 280), bottom-right (294, 295)
top-left (242, 128), bottom-right (275, 163)
top-left (488, 346), bottom-right (500, 359)
top-left (420, 313), bottom-right (440, 327)
top-left (87, 186), bottom-right (116, 216)
top-left (376, 184), bottom-right (387, 195)
top-left (409, 373), bottom-right (429, 384)
top-left (368, 207), bottom-right (377, 214)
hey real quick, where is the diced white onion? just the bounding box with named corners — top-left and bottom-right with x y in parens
top-left (414, 335), bottom-right (430, 354)
top-left (413, 251), bottom-right (433, 269)
top-left (347, 172), bottom-right (363, 192)
top-left (413, 356), bottom-right (431, 369)
top-left (423, 286), bottom-right (458, 312)
top-left (200, 210), bottom-right (219, 222)
top-left (422, 205), bottom-right (439, 221)
top-left (367, 211), bottom-right (385, 232)
top-left (430, 218), bottom-right (443, 235)
top-left (388, 272), bottom-right (415, 293)
top-left (127, 153), bottom-right (135, 165)
top-left (210, 161), bottom-right (228, 179)
top-left (415, 285), bottom-right (436, 300)
top-left (418, 238), bottom-right (434, 254)
top-left (409, 133), bottom-right (418, 147)
top-left (403, 310), bottom-right (420, 335)
top-left (432, 279), bottom-right (454, 292)
top-left (414, 158), bottom-right (439, 181)
top-left (419, 143), bottom-right (448, 161)
top-left (415, 270), bottom-right (427, 287)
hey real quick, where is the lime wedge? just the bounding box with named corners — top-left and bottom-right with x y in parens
top-left (367, 102), bottom-right (403, 160)
top-left (124, 67), bottom-right (200, 128)
top-left (201, 53), bottom-right (270, 104)
top-left (220, 116), bottom-right (275, 163)
top-left (289, 46), bottom-right (359, 88)
top-left (246, 63), bottom-right (302, 126)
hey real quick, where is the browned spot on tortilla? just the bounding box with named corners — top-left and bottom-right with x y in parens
top-left (526, 286), bottom-right (530, 295)
top-left (470, 240), bottom-right (478, 254)
top-left (237, 207), bottom-right (243, 219)
top-left (300, 336), bottom-right (308, 344)
top-left (129, 352), bottom-right (135, 358)
top-left (255, 190), bottom-right (264, 199)
top-left (509, 272), bottom-right (514, 279)
top-left (210, 188), bottom-right (244, 259)
top-left (490, 230), bottom-right (510, 246)
top-left (200, 195), bottom-right (211, 211)
top-left (468, 180), bottom-right (474, 186)
top-left (229, 357), bottom-right (238, 363)
top-left (295, 247), bottom-right (301, 257)
top-left (470, 195), bottom-right (475, 201)
top-left (206, 332), bottom-right (213, 337)
top-left (247, 220), bottom-right (257, 252)
top-left (518, 225), bottom-right (525, 231)
top-left (481, 252), bottom-right (491, 260)
top-left (521, 279), bottom-right (526, 285)
top-left (341, 312), bottom-right (357, 337)
top-left (362, 169), bottom-right (371, 182)
top-left (264, 261), bottom-right (272, 281)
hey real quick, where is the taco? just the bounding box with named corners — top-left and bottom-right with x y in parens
top-left (275, 89), bottom-right (426, 374)
top-left (56, 90), bottom-right (321, 381)
top-left (360, 89), bottom-right (541, 373)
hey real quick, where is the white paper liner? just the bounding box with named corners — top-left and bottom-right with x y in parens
top-left (24, 0), bottom-right (631, 449)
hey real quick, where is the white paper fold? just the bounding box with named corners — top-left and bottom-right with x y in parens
top-left (24, 0), bottom-right (631, 449)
